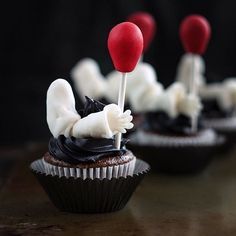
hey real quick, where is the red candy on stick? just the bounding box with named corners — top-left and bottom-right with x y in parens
top-left (179, 14), bottom-right (211, 133)
top-left (180, 15), bottom-right (211, 55)
top-left (127, 12), bottom-right (156, 52)
top-left (108, 22), bottom-right (143, 72)
top-left (108, 22), bottom-right (143, 148)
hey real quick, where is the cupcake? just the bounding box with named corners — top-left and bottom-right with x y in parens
top-left (177, 53), bottom-right (236, 151)
top-left (199, 79), bottom-right (236, 150)
top-left (31, 79), bottom-right (149, 213)
top-left (31, 19), bottom-right (150, 213)
top-left (127, 81), bottom-right (224, 173)
top-left (176, 14), bottom-right (236, 151)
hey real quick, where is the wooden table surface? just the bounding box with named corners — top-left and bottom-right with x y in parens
top-left (0, 143), bottom-right (236, 236)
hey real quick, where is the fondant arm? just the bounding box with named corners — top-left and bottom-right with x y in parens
top-left (72, 104), bottom-right (133, 138)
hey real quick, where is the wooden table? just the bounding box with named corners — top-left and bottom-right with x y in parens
top-left (0, 143), bottom-right (236, 236)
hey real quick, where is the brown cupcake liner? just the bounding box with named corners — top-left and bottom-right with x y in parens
top-left (30, 159), bottom-right (150, 213)
top-left (127, 133), bottom-right (225, 174)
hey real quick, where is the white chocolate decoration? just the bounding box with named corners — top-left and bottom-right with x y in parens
top-left (47, 79), bottom-right (133, 139)
top-left (71, 58), bottom-right (106, 101)
top-left (127, 67), bottom-right (202, 118)
top-left (71, 58), bottom-right (202, 118)
top-left (176, 53), bottom-right (236, 111)
top-left (199, 83), bottom-right (232, 111)
top-left (126, 62), bottom-right (164, 112)
top-left (224, 78), bottom-right (236, 108)
top-left (178, 94), bottom-right (202, 118)
top-left (176, 53), bottom-right (206, 92)
top-left (71, 58), bottom-right (161, 104)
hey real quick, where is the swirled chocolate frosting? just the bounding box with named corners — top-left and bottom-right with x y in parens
top-left (78, 96), bottom-right (106, 118)
top-left (48, 96), bottom-right (128, 164)
top-left (49, 135), bottom-right (128, 164)
top-left (143, 111), bottom-right (202, 135)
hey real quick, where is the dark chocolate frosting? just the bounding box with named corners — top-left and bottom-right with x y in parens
top-left (49, 135), bottom-right (128, 164)
top-left (202, 99), bottom-right (233, 118)
top-left (49, 96), bottom-right (128, 164)
top-left (143, 111), bottom-right (202, 135)
top-left (78, 96), bottom-right (106, 118)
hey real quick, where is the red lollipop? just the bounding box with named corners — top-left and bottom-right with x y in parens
top-left (108, 22), bottom-right (143, 72)
top-left (180, 15), bottom-right (211, 55)
top-left (108, 22), bottom-right (143, 148)
top-left (127, 11), bottom-right (156, 52)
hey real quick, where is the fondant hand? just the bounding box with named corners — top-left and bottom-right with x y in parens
top-left (178, 94), bottom-right (202, 117)
top-left (104, 104), bottom-right (133, 134)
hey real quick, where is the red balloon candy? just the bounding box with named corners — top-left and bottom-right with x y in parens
top-left (180, 15), bottom-right (211, 55)
top-left (127, 11), bottom-right (156, 52)
top-left (108, 22), bottom-right (143, 73)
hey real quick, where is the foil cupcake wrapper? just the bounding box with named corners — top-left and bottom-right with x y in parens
top-left (129, 129), bottom-right (221, 147)
top-left (203, 118), bottom-right (236, 152)
top-left (42, 157), bottom-right (136, 180)
top-left (203, 117), bottom-right (236, 131)
top-left (30, 159), bottom-right (150, 213)
top-left (128, 132), bottom-right (225, 174)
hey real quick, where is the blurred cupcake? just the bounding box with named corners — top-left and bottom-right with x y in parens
top-left (177, 53), bottom-right (236, 151)
top-left (128, 81), bottom-right (224, 173)
top-left (200, 79), bottom-right (236, 150)
top-left (31, 79), bottom-right (149, 213)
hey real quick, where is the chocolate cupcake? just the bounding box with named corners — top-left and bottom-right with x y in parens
top-left (127, 82), bottom-right (224, 173)
top-left (30, 79), bottom-right (149, 213)
top-left (199, 80), bottom-right (236, 151)
top-left (43, 135), bottom-right (136, 179)
top-left (176, 53), bottom-right (236, 152)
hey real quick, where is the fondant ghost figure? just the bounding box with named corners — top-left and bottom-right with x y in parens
top-left (47, 79), bottom-right (133, 139)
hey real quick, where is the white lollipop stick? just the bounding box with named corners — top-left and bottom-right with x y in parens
top-left (115, 73), bottom-right (127, 149)
top-left (191, 54), bottom-right (198, 133)
top-left (107, 22), bottom-right (144, 148)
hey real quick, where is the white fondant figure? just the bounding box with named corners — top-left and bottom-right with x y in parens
top-left (176, 53), bottom-right (205, 92)
top-left (71, 58), bottom-right (202, 119)
top-left (223, 78), bottom-right (236, 109)
top-left (101, 62), bottom-right (164, 107)
top-left (47, 79), bottom-right (133, 139)
top-left (176, 53), bottom-right (236, 112)
top-left (71, 58), bottom-right (106, 101)
top-left (71, 58), bottom-right (163, 104)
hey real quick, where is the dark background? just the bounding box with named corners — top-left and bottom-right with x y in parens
top-left (1, 0), bottom-right (236, 145)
